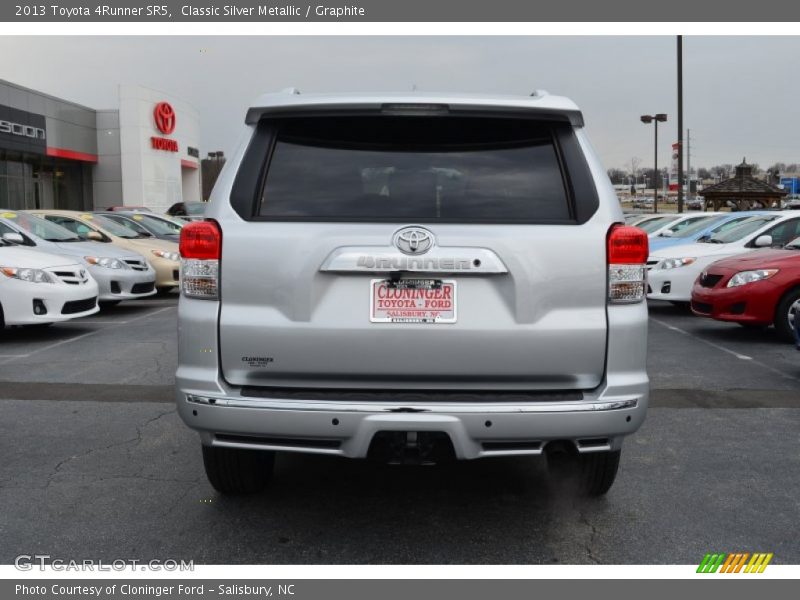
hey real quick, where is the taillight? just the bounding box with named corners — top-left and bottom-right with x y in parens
top-left (607, 224), bottom-right (648, 304)
top-left (180, 220), bottom-right (220, 299)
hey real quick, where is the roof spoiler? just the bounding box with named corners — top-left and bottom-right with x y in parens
top-left (245, 101), bottom-right (583, 127)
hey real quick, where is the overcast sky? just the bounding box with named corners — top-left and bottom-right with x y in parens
top-left (1, 36), bottom-right (797, 171)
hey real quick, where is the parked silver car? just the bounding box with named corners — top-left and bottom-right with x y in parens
top-left (0, 211), bottom-right (156, 304)
top-left (176, 91), bottom-right (650, 496)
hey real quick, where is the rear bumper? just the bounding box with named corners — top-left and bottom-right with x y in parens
top-left (176, 291), bottom-right (650, 460)
top-left (176, 384), bottom-right (648, 459)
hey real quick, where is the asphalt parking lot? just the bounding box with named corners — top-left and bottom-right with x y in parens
top-left (0, 296), bottom-right (798, 564)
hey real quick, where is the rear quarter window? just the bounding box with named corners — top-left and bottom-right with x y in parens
top-left (231, 115), bottom-right (599, 224)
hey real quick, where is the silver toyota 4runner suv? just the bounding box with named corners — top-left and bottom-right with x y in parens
top-left (177, 90), bottom-right (650, 496)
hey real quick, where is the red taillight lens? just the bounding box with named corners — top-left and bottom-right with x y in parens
top-left (180, 220), bottom-right (220, 300)
top-left (607, 224), bottom-right (648, 304)
top-left (180, 220), bottom-right (221, 260)
top-left (608, 224), bottom-right (649, 264)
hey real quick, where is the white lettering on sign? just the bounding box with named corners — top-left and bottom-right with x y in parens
top-left (0, 120), bottom-right (45, 140)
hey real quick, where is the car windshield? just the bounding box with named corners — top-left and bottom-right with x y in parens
top-left (784, 236), bottom-right (800, 249)
top-left (668, 215), bottom-right (726, 238)
top-left (106, 215), bottom-right (154, 237)
top-left (90, 214), bottom-right (147, 239)
top-left (185, 203), bottom-right (206, 216)
top-left (637, 216), bottom-right (678, 233)
top-left (130, 214), bottom-right (182, 235)
top-left (705, 215), bottom-right (779, 244)
top-left (9, 213), bottom-right (81, 242)
top-left (662, 215), bottom-right (718, 237)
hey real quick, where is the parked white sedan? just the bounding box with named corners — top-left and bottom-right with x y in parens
top-left (0, 240), bottom-right (99, 327)
top-left (647, 212), bottom-right (800, 303)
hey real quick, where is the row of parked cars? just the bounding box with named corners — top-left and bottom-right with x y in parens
top-left (0, 209), bottom-right (184, 329)
top-left (627, 210), bottom-right (800, 342)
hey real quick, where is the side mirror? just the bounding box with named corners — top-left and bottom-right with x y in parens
top-left (661, 230), bottom-right (674, 237)
top-left (697, 234), bottom-right (710, 242)
top-left (86, 231), bottom-right (103, 241)
top-left (2, 232), bottom-right (24, 244)
top-left (754, 235), bottom-right (773, 248)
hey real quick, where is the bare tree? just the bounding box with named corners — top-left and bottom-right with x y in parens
top-left (607, 168), bottom-right (627, 185)
top-left (710, 164), bottom-right (733, 179)
top-left (628, 157), bottom-right (641, 179)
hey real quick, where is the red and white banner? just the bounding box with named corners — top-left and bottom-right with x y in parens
top-left (669, 142), bottom-right (679, 191)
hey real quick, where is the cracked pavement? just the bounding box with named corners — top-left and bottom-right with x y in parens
top-left (0, 296), bottom-right (798, 564)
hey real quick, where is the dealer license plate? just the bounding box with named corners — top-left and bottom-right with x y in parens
top-left (370, 278), bottom-right (457, 324)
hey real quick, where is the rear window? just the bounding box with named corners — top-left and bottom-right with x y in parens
top-left (255, 117), bottom-right (577, 222)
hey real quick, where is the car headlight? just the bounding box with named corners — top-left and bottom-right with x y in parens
top-left (84, 256), bottom-right (124, 269)
top-left (152, 250), bottom-right (180, 262)
top-left (657, 257), bottom-right (697, 270)
top-left (726, 269), bottom-right (779, 288)
top-left (0, 267), bottom-right (55, 283)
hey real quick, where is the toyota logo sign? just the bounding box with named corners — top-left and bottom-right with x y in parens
top-left (393, 226), bottom-right (434, 255)
top-left (153, 102), bottom-right (176, 135)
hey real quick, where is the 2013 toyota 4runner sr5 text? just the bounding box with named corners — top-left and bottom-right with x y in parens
top-left (176, 90), bottom-right (650, 496)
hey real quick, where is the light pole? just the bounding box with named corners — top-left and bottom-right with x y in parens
top-left (641, 113), bottom-right (668, 213)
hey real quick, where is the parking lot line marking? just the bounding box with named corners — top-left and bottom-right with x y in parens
top-left (0, 354), bottom-right (30, 358)
top-left (651, 317), bottom-right (800, 382)
top-left (0, 306), bottom-right (175, 365)
top-left (64, 320), bottom-right (131, 325)
top-left (651, 317), bottom-right (753, 361)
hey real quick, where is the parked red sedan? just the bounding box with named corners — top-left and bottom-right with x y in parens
top-left (690, 246), bottom-right (800, 341)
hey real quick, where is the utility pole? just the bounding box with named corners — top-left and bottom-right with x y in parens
top-left (686, 129), bottom-right (692, 197)
top-left (641, 114), bottom-right (668, 213)
top-left (677, 35), bottom-right (684, 213)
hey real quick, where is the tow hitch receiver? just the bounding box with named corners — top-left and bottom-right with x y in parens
top-left (367, 431), bottom-right (456, 465)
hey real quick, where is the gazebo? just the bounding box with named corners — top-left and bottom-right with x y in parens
top-left (699, 159), bottom-right (786, 211)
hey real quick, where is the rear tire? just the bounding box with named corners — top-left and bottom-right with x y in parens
top-left (547, 448), bottom-right (621, 497)
top-left (774, 288), bottom-right (800, 342)
top-left (577, 450), bottom-right (621, 496)
top-left (201, 445), bottom-right (275, 495)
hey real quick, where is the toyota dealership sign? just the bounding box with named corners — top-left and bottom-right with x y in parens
top-left (151, 101), bottom-right (178, 152)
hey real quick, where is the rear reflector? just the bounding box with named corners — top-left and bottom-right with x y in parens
top-left (608, 224), bottom-right (648, 304)
top-left (180, 220), bottom-right (220, 300)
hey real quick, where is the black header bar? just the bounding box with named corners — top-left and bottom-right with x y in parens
top-left (3, 0), bottom-right (799, 22)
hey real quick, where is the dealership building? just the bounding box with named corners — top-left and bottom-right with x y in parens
top-left (0, 79), bottom-right (201, 213)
